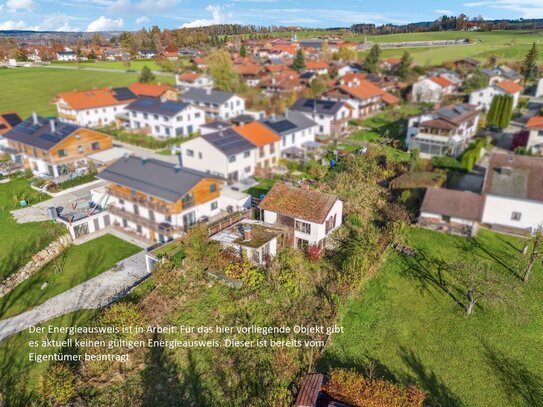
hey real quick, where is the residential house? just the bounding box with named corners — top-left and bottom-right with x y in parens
top-left (381, 57), bottom-right (401, 72)
top-left (179, 127), bottom-right (256, 183)
top-left (411, 76), bottom-right (455, 104)
top-left (97, 156), bottom-right (223, 243)
top-left (56, 51), bottom-right (76, 61)
top-left (304, 60), bottom-right (329, 75)
top-left (191, 57), bottom-right (207, 70)
top-left (235, 121), bottom-right (281, 175)
top-left (261, 110), bottom-right (319, 156)
top-left (137, 49), bottom-right (156, 59)
top-left (260, 72), bottom-right (302, 96)
top-left (199, 120), bottom-right (232, 135)
top-left (105, 49), bottom-right (129, 61)
top-left (452, 58), bottom-right (481, 70)
top-left (126, 98), bottom-right (205, 138)
top-left (525, 116), bottom-right (543, 154)
top-left (181, 88), bottom-right (245, 120)
top-left (406, 103), bottom-right (480, 158)
top-left (0, 112), bottom-right (22, 148)
top-left (482, 65), bottom-right (523, 85)
top-left (176, 72), bottom-right (214, 90)
top-left (258, 183), bottom-right (343, 250)
top-left (3, 113), bottom-right (112, 178)
top-left (481, 154), bottom-right (543, 233)
top-left (336, 63), bottom-right (363, 77)
top-left (128, 82), bottom-right (178, 101)
top-left (233, 61), bottom-right (263, 86)
top-left (54, 87), bottom-right (138, 127)
top-left (469, 80), bottom-right (524, 111)
top-left (289, 98), bottom-right (352, 137)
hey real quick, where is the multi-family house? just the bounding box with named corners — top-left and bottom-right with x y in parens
top-left (128, 82), bottom-right (179, 101)
top-left (261, 111), bottom-right (318, 155)
top-left (482, 65), bottom-right (523, 85)
top-left (411, 76), bottom-right (455, 104)
top-left (406, 103), bottom-right (480, 158)
top-left (126, 98), bottom-right (205, 138)
top-left (137, 49), bottom-right (157, 59)
top-left (54, 87), bottom-right (138, 127)
top-left (181, 88), bottom-right (245, 120)
top-left (289, 98), bottom-right (352, 138)
top-left (176, 72), bottom-right (215, 90)
top-left (179, 127), bottom-right (256, 183)
top-left (525, 116), bottom-right (543, 154)
top-left (234, 122), bottom-right (281, 175)
top-left (3, 113), bottom-right (112, 178)
top-left (233, 61), bottom-right (263, 86)
top-left (304, 60), bottom-right (329, 75)
top-left (0, 112), bottom-right (22, 148)
top-left (258, 183), bottom-right (343, 251)
top-left (56, 51), bottom-right (76, 61)
top-left (469, 80), bottom-right (524, 111)
top-left (97, 155), bottom-right (223, 243)
top-left (260, 72), bottom-right (302, 96)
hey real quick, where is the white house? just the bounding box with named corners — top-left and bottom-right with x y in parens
top-left (176, 72), bottom-right (215, 90)
top-left (54, 87), bottom-right (138, 127)
top-left (234, 122), bottom-right (281, 173)
top-left (412, 76), bottom-right (455, 104)
top-left (469, 80), bottom-right (524, 111)
top-left (56, 51), bottom-right (76, 61)
top-left (126, 98), bottom-right (205, 138)
top-left (181, 88), bottom-right (245, 120)
top-left (289, 98), bottom-right (352, 138)
top-left (258, 183), bottom-right (343, 251)
top-left (179, 127), bottom-right (257, 184)
top-left (138, 49), bottom-right (157, 59)
top-left (525, 116), bottom-right (543, 154)
top-left (406, 103), bottom-right (480, 158)
top-left (261, 111), bottom-right (318, 155)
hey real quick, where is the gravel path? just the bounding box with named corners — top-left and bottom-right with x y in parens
top-left (0, 252), bottom-right (149, 342)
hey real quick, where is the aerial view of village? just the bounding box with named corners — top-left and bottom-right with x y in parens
top-left (0, 0), bottom-right (542, 405)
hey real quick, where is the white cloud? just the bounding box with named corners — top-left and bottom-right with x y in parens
top-left (0, 19), bottom-right (36, 29)
top-left (6, 0), bottom-right (37, 12)
top-left (181, 4), bottom-right (234, 28)
top-left (135, 16), bottom-right (149, 25)
top-left (464, 0), bottom-right (543, 18)
top-left (38, 13), bottom-right (81, 31)
top-left (108, 0), bottom-right (178, 13)
top-left (86, 16), bottom-right (124, 31)
top-left (434, 9), bottom-right (454, 15)
top-left (0, 5), bottom-right (4, 13)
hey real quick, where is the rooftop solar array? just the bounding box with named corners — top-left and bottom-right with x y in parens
top-left (265, 119), bottom-right (296, 133)
top-left (291, 98), bottom-right (344, 116)
top-left (202, 128), bottom-right (255, 155)
top-left (113, 87), bottom-right (137, 101)
top-left (2, 113), bottom-right (22, 127)
top-left (127, 98), bottom-right (189, 116)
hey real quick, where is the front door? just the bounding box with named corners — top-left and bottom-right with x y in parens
top-left (182, 211), bottom-right (196, 227)
top-left (93, 218), bottom-right (100, 231)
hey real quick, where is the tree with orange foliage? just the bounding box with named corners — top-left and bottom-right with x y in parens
top-left (324, 368), bottom-right (425, 407)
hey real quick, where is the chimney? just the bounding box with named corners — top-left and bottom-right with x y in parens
top-left (243, 225), bottom-right (252, 241)
top-left (141, 156), bottom-right (149, 164)
top-left (177, 152), bottom-right (183, 167)
top-left (123, 153), bottom-right (129, 161)
top-left (285, 108), bottom-right (289, 119)
top-left (49, 119), bottom-right (56, 133)
top-left (174, 164), bottom-right (182, 173)
top-left (206, 88), bottom-right (212, 95)
top-left (271, 113), bottom-right (276, 121)
top-left (218, 125), bottom-right (224, 136)
top-left (32, 112), bottom-right (38, 125)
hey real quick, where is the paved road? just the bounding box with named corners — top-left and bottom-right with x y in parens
top-left (0, 251), bottom-right (149, 342)
top-left (11, 180), bottom-right (107, 223)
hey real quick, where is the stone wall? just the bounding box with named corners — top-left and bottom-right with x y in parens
top-left (0, 234), bottom-right (71, 298)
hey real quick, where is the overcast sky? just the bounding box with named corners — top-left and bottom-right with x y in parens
top-left (0, 0), bottom-right (542, 32)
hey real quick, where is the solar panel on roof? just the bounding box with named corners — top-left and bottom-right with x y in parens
top-left (268, 120), bottom-right (296, 133)
top-left (0, 124), bottom-right (6, 130)
top-left (139, 99), bottom-right (155, 107)
top-left (2, 113), bottom-right (22, 127)
top-left (39, 133), bottom-right (62, 143)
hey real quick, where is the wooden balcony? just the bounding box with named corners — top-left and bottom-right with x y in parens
top-left (108, 203), bottom-right (180, 237)
top-left (107, 186), bottom-right (173, 215)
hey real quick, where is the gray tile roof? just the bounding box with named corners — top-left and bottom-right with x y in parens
top-left (182, 88), bottom-right (236, 106)
top-left (3, 115), bottom-right (80, 151)
top-left (201, 128), bottom-right (256, 156)
top-left (126, 98), bottom-right (190, 116)
top-left (99, 156), bottom-right (221, 203)
top-left (290, 98), bottom-right (345, 116)
top-left (260, 111), bottom-right (317, 136)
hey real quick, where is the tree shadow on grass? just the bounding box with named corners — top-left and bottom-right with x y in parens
top-left (482, 342), bottom-right (543, 407)
top-left (316, 350), bottom-right (398, 383)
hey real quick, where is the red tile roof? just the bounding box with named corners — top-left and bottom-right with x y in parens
top-left (382, 92), bottom-right (400, 105)
top-left (178, 72), bottom-right (203, 82)
top-left (233, 63), bottom-right (262, 76)
top-left (56, 88), bottom-right (136, 110)
top-left (496, 80), bottom-right (524, 94)
top-left (305, 60), bottom-right (329, 70)
top-left (429, 76), bottom-right (454, 87)
top-left (526, 116), bottom-right (543, 129)
top-left (129, 83), bottom-right (175, 97)
top-left (235, 122), bottom-right (281, 146)
top-left (338, 79), bottom-right (384, 100)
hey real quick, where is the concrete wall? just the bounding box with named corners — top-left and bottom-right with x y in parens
top-left (482, 195), bottom-right (543, 232)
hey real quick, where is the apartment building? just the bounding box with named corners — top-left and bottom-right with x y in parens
top-left (181, 88), bottom-right (246, 120)
top-left (289, 98), bottom-right (352, 138)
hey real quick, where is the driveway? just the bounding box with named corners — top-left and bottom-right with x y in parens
top-left (0, 251), bottom-right (149, 342)
top-left (11, 180), bottom-right (106, 223)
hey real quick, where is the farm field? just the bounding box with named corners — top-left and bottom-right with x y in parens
top-left (0, 67), bottom-right (174, 118)
top-left (319, 228), bottom-right (543, 407)
top-left (50, 59), bottom-right (191, 72)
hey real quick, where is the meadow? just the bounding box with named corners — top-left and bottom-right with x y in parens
top-left (320, 227), bottom-right (543, 407)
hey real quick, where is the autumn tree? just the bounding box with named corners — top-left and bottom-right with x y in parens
top-left (335, 46), bottom-right (357, 62)
top-left (523, 226), bottom-right (543, 283)
top-left (207, 49), bottom-right (240, 91)
top-left (139, 65), bottom-right (155, 83)
top-left (365, 44), bottom-right (381, 73)
top-left (396, 51), bottom-right (413, 80)
top-left (291, 48), bottom-right (306, 71)
top-left (521, 42), bottom-right (539, 84)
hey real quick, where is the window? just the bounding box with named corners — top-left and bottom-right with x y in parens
top-left (75, 133), bottom-right (81, 140)
top-left (177, 115), bottom-right (183, 121)
top-left (153, 114), bottom-right (159, 120)
top-left (511, 212), bottom-right (522, 221)
top-left (259, 146), bottom-right (265, 158)
top-left (165, 127), bottom-right (170, 136)
top-left (182, 193), bottom-right (194, 208)
top-left (119, 199), bottom-right (124, 205)
top-left (211, 201), bottom-right (218, 210)
top-left (154, 125), bottom-right (159, 133)
top-left (243, 151), bottom-right (250, 158)
top-left (91, 142), bottom-right (100, 150)
top-left (244, 166), bottom-right (251, 173)
top-left (77, 145), bottom-right (84, 154)
top-left (210, 184), bottom-right (217, 192)
top-left (133, 204), bottom-right (139, 215)
top-left (198, 152), bottom-right (203, 159)
top-left (195, 112), bottom-right (201, 118)
top-left (132, 111), bottom-right (137, 117)
top-left (296, 237), bottom-right (309, 251)
top-left (136, 224), bottom-right (142, 233)
top-left (143, 113), bottom-right (148, 119)
top-left (295, 220), bottom-right (311, 234)
top-left (187, 149), bottom-right (194, 157)
top-left (163, 116), bottom-right (168, 121)
top-left (58, 149), bottom-right (67, 157)
top-left (229, 155), bottom-right (236, 163)
top-left (165, 215), bottom-right (172, 222)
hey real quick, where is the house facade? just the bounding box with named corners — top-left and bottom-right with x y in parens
top-left (126, 98), bottom-right (205, 138)
top-left (182, 88), bottom-right (245, 120)
top-left (469, 80), bottom-right (523, 111)
top-left (290, 98), bottom-right (352, 138)
top-left (258, 183), bottom-right (343, 250)
top-left (234, 122), bottom-right (281, 175)
top-left (525, 116), bottom-right (543, 154)
top-left (261, 111), bottom-right (319, 154)
top-left (176, 72), bottom-right (215, 90)
top-left (3, 114), bottom-right (112, 178)
top-left (0, 112), bottom-right (22, 148)
top-left (412, 76), bottom-right (455, 104)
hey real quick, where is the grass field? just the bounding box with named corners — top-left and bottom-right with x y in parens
top-left (0, 67), bottom-right (174, 118)
top-left (0, 233), bottom-right (140, 319)
top-left (319, 228), bottom-right (543, 407)
top-left (50, 58), bottom-right (192, 72)
top-left (0, 178), bottom-right (65, 281)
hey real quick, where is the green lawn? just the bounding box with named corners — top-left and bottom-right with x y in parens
top-left (320, 228), bottom-right (543, 407)
top-left (245, 177), bottom-right (277, 197)
top-left (0, 178), bottom-right (65, 281)
top-left (0, 67), bottom-right (173, 118)
top-left (50, 58), bottom-right (191, 72)
top-left (0, 234), bottom-right (140, 319)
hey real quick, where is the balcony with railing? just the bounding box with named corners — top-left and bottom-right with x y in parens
top-left (108, 203), bottom-right (181, 237)
top-left (107, 186), bottom-right (173, 214)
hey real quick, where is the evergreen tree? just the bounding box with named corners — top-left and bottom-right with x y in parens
top-left (486, 95), bottom-right (500, 127)
top-left (365, 44), bottom-right (381, 73)
top-left (139, 65), bottom-right (155, 83)
top-left (521, 42), bottom-right (539, 84)
top-left (499, 95), bottom-right (514, 129)
top-left (396, 51), bottom-right (413, 80)
top-left (291, 48), bottom-right (306, 71)
top-left (239, 43), bottom-right (247, 57)
top-left (88, 49), bottom-right (97, 60)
